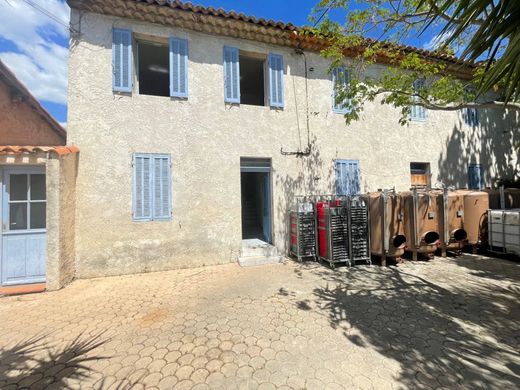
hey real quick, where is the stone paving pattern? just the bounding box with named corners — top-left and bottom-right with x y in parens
top-left (0, 255), bottom-right (519, 389)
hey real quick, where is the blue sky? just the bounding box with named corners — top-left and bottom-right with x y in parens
top-left (0, 0), bottom-right (439, 127)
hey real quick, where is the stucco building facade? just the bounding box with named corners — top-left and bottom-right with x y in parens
top-left (66, 0), bottom-right (519, 279)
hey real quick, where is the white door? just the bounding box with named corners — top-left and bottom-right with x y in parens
top-left (1, 167), bottom-right (46, 286)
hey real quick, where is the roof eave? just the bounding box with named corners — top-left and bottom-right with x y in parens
top-left (68, 0), bottom-right (475, 78)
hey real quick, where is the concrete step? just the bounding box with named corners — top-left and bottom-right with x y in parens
top-left (240, 239), bottom-right (279, 257)
top-left (238, 239), bottom-right (282, 267)
top-left (238, 255), bottom-right (283, 267)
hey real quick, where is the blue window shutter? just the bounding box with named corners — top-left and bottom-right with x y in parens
top-left (133, 154), bottom-right (171, 221)
top-left (463, 107), bottom-right (479, 127)
top-left (336, 159), bottom-right (360, 195)
top-left (223, 46), bottom-right (240, 103)
top-left (349, 160), bottom-right (361, 194)
top-left (268, 53), bottom-right (284, 108)
top-left (411, 79), bottom-right (426, 121)
top-left (133, 154), bottom-right (152, 220)
top-left (332, 67), bottom-right (349, 113)
top-left (170, 37), bottom-right (188, 98)
top-left (335, 160), bottom-right (346, 195)
top-left (113, 28), bottom-right (132, 92)
top-left (468, 164), bottom-right (483, 189)
top-left (152, 155), bottom-right (172, 219)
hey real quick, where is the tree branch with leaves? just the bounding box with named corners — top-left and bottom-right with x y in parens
top-left (308, 0), bottom-right (520, 130)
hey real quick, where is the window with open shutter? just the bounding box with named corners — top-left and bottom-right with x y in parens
top-left (170, 37), bottom-right (188, 98)
top-left (411, 79), bottom-right (426, 121)
top-left (133, 153), bottom-right (171, 221)
top-left (113, 28), bottom-right (133, 93)
top-left (468, 164), bottom-right (483, 189)
top-left (332, 67), bottom-right (350, 113)
top-left (223, 46), bottom-right (240, 103)
top-left (268, 53), bottom-right (284, 108)
top-left (335, 159), bottom-right (361, 195)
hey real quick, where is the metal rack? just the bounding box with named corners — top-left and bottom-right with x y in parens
top-left (348, 196), bottom-right (371, 265)
top-left (317, 197), bottom-right (351, 268)
top-left (289, 196), bottom-right (317, 261)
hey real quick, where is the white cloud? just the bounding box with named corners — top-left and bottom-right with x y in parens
top-left (423, 31), bottom-right (452, 51)
top-left (0, 0), bottom-right (70, 105)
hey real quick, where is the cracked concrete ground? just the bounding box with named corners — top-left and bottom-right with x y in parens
top-left (0, 254), bottom-right (519, 389)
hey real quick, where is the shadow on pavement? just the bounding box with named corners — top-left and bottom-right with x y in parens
top-left (0, 332), bottom-right (110, 389)
top-left (288, 258), bottom-right (520, 388)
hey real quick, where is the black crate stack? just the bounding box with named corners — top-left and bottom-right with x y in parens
top-left (290, 205), bottom-right (317, 261)
top-left (328, 207), bottom-right (350, 265)
top-left (349, 197), bottom-right (371, 264)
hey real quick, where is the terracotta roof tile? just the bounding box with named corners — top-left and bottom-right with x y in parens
top-left (134, 0), bottom-right (298, 30)
top-left (129, 0), bottom-right (465, 64)
top-left (0, 146), bottom-right (79, 156)
top-left (67, 0), bottom-right (473, 69)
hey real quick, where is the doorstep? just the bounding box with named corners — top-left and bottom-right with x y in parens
top-left (238, 239), bottom-right (283, 267)
top-left (0, 283), bottom-right (46, 296)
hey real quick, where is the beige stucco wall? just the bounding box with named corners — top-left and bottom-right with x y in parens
top-left (67, 10), bottom-right (519, 278)
top-left (46, 153), bottom-right (78, 290)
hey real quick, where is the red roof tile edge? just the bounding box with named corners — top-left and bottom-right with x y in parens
top-left (0, 146), bottom-right (80, 156)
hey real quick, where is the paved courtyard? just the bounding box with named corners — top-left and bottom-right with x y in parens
top-left (0, 255), bottom-right (519, 389)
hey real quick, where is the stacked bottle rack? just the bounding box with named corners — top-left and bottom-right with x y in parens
top-left (317, 199), bottom-right (351, 268)
top-left (348, 197), bottom-right (371, 265)
top-left (289, 199), bottom-right (317, 261)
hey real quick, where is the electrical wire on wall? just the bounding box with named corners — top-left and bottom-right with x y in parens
top-left (280, 2), bottom-right (337, 157)
top-left (281, 48), bottom-right (312, 157)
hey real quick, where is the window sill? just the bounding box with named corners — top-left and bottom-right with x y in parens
top-left (224, 103), bottom-right (284, 111)
top-left (132, 218), bottom-right (172, 223)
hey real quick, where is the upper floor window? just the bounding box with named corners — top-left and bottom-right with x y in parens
top-left (112, 28), bottom-right (188, 98)
top-left (410, 79), bottom-right (427, 121)
top-left (462, 87), bottom-right (479, 127)
top-left (137, 40), bottom-right (169, 97)
top-left (332, 67), bottom-right (350, 114)
top-left (239, 52), bottom-right (266, 106)
top-left (223, 46), bottom-right (284, 108)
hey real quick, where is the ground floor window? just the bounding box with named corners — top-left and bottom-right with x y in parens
top-left (132, 153), bottom-right (172, 221)
top-left (335, 159), bottom-right (361, 195)
top-left (468, 164), bottom-right (483, 189)
top-left (410, 162), bottom-right (431, 188)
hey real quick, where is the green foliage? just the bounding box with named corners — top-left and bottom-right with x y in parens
top-left (310, 0), bottom-right (520, 126)
top-left (421, 0), bottom-right (520, 103)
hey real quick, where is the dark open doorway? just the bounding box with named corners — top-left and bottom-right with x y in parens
top-left (240, 158), bottom-right (272, 243)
